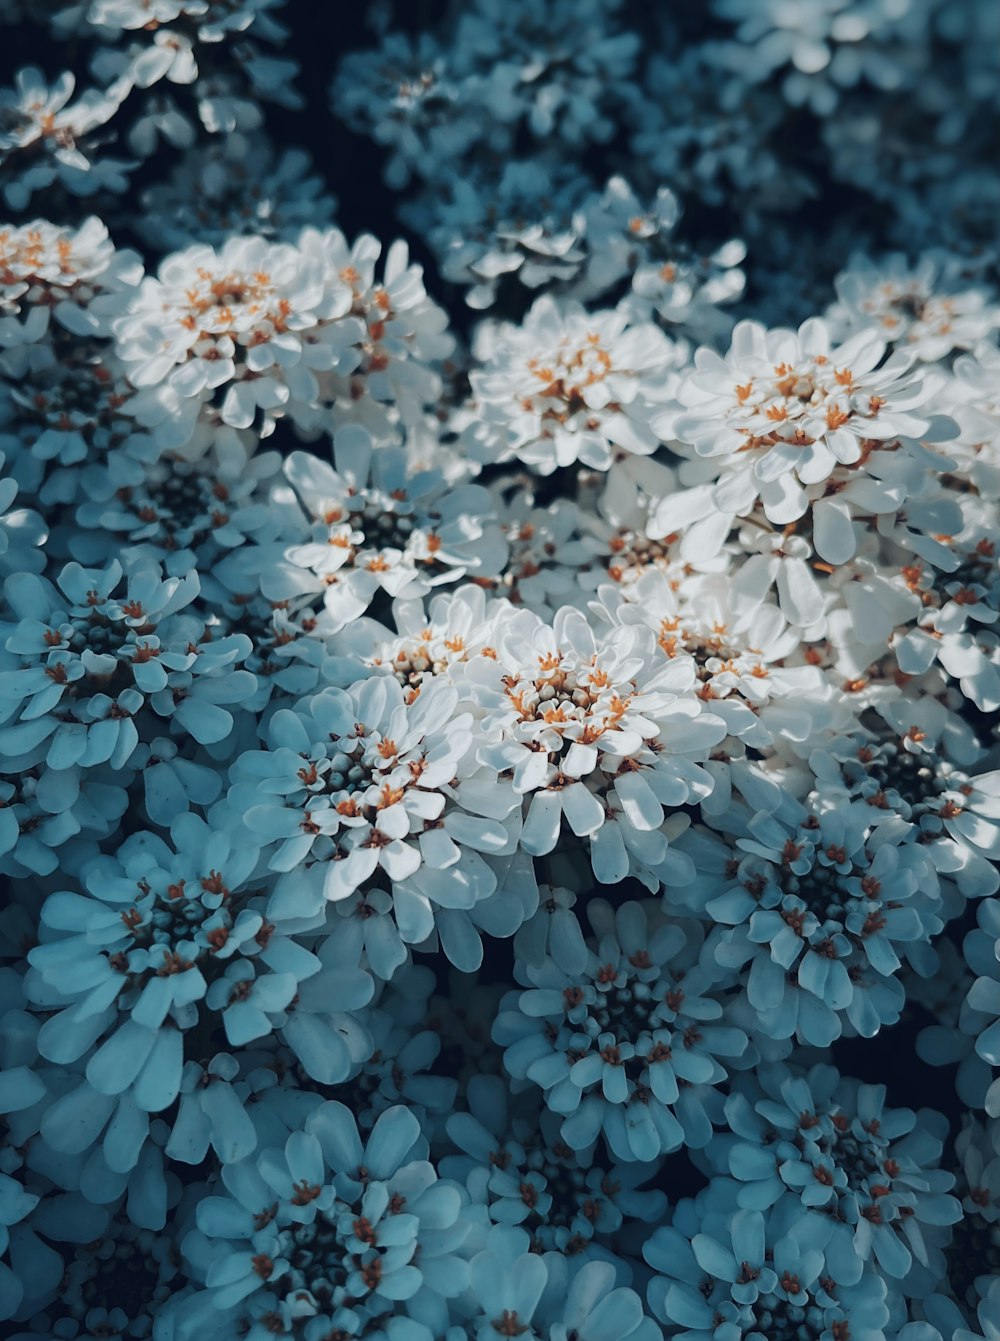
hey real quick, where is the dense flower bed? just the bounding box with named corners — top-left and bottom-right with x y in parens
top-left (0, 1), bottom-right (999, 1338)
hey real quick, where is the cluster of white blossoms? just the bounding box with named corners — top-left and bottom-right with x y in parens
top-left (2, 0), bottom-right (1000, 1339)
top-left (0, 66), bottom-right (133, 210)
top-left (114, 230), bottom-right (452, 454)
top-left (465, 297), bottom-right (682, 474)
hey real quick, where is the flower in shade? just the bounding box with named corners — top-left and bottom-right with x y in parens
top-left (962, 899), bottom-right (1000, 1117)
top-left (900, 1285), bottom-right (1000, 1341)
top-left (136, 131), bottom-right (336, 252)
top-left (645, 1194), bottom-right (892, 1339)
top-left (709, 0), bottom-right (918, 116)
top-left (458, 1223), bottom-right (658, 1341)
top-left (827, 253), bottom-right (1000, 362)
top-left (493, 899), bottom-right (747, 1162)
top-left (0, 559), bottom-right (256, 774)
top-left (178, 1102), bottom-right (471, 1341)
top-left (943, 1115), bottom-right (1000, 1310)
top-left (442, 1070), bottom-right (666, 1260)
top-left (0, 68), bottom-right (132, 210)
top-left (702, 1061), bottom-right (961, 1287)
top-left (701, 799), bottom-right (944, 1047)
top-left (25, 812), bottom-right (328, 1123)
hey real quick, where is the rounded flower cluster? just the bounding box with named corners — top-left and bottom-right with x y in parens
top-left (259, 426), bottom-right (507, 634)
top-left (113, 234), bottom-right (357, 449)
top-left (667, 316), bottom-right (938, 561)
top-left (466, 297), bottom-right (680, 475)
top-left (468, 604), bottom-right (726, 888)
top-left (495, 900), bottom-right (748, 1161)
top-left (225, 671), bottom-right (517, 944)
top-left (705, 1063), bottom-right (961, 1286)
top-left (179, 1102), bottom-right (472, 1340)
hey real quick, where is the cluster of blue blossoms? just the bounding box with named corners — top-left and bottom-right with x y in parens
top-left (1, 1), bottom-right (1000, 1339)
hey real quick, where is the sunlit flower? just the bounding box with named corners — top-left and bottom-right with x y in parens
top-left (467, 296), bottom-right (680, 475)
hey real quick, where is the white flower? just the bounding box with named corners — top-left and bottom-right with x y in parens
top-left (113, 234), bottom-right (358, 451)
top-left (667, 316), bottom-right (940, 561)
top-left (259, 427), bottom-right (507, 634)
top-left (827, 252), bottom-right (1000, 361)
top-left (575, 176), bottom-right (746, 341)
top-left (0, 68), bottom-right (132, 210)
top-left (87, 0), bottom-right (287, 38)
top-left (329, 582), bottom-right (510, 692)
top-left (595, 565), bottom-right (854, 814)
top-left (467, 296), bottom-right (680, 475)
top-left (573, 454), bottom-right (707, 594)
top-left (83, 0), bottom-right (295, 108)
top-left (892, 531), bottom-right (1000, 713)
top-left (227, 672), bottom-right (514, 922)
top-left (295, 228), bottom-right (455, 436)
top-left (944, 341), bottom-right (1000, 498)
top-left (609, 567), bottom-right (826, 717)
top-left (0, 217), bottom-right (142, 346)
top-left (467, 605), bottom-right (724, 888)
top-left (486, 490), bottom-right (597, 616)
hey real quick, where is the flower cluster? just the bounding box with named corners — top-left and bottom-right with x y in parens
top-left (1, 0), bottom-right (999, 1337)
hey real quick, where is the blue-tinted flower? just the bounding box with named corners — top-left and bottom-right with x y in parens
top-left (943, 1116), bottom-right (1000, 1312)
top-left (26, 812), bottom-right (341, 1122)
top-left (706, 1063), bottom-right (961, 1288)
top-left (331, 31), bottom-right (475, 191)
top-left (911, 1286), bottom-right (1000, 1341)
top-left (0, 1178), bottom-right (113, 1324)
top-left (646, 1196), bottom-right (892, 1339)
top-left (494, 899), bottom-right (747, 1161)
top-left (962, 900), bottom-right (1000, 1117)
top-left (710, 0), bottom-right (921, 117)
top-left (71, 447), bottom-right (282, 579)
top-left (180, 1102), bottom-right (471, 1340)
top-left (260, 428), bottom-right (507, 631)
top-left (8, 1210), bottom-right (184, 1337)
top-left (0, 560), bottom-right (256, 775)
top-left (328, 964), bottom-right (457, 1135)
top-left (459, 1225), bottom-right (657, 1341)
top-left (444, 1072), bottom-right (665, 1262)
top-left (703, 802), bottom-right (943, 1046)
top-left (137, 131), bottom-right (336, 252)
top-left (226, 670), bottom-right (523, 961)
top-left (0, 70), bottom-right (132, 210)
